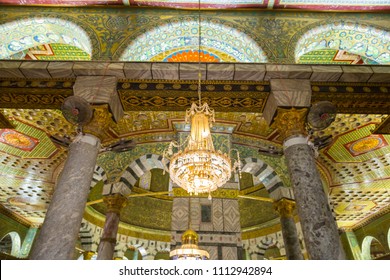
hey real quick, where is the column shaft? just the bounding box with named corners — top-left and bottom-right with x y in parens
top-left (97, 194), bottom-right (127, 260)
top-left (280, 216), bottom-right (303, 259)
top-left (96, 212), bottom-right (120, 260)
top-left (284, 140), bottom-right (344, 259)
top-left (274, 199), bottom-right (303, 260)
top-left (30, 134), bottom-right (100, 259)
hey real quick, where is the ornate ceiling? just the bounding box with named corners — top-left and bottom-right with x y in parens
top-left (0, 4), bottom-right (389, 243)
top-left (1, 0), bottom-right (389, 11)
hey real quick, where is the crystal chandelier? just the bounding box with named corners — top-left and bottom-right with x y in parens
top-left (164, 102), bottom-right (238, 196)
top-left (170, 229), bottom-right (209, 260)
top-left (162, 0), bottom-right (240, 197)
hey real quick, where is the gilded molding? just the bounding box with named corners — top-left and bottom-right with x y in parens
top-left (84, 206), bottom-right (171, 242)
top-left (273, 107), bottom-right (308, 140)
top-left (0, 204), bottom-right (32, 228)
top-left (172, 187), bottom-right (239, 199)
top-left (273, 198), bottom-right (296, 218)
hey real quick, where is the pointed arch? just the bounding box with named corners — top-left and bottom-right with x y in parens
top-left (90, 165), bottom-right (108, 189)
top-left (119, 19), bottom-right (267, 63)
top-left (0, 231), bottom-right (21, 257)
top-left (295, 21), bottom-right (390, 64)
top-left (119, 154), bottom-right (169, 190)
top-left (240, 157), bottom-right (293, 199)
top-left (249, 236), bottom-right (276, 260)
top-left (79, 221), bottom-right (99, 253)
top-left (0, 17), bottom-right (92, 59)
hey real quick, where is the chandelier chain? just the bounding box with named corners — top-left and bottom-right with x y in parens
top-left (198, 0), bottom-right (202, 106)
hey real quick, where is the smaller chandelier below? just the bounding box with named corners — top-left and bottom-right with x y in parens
top-left (164, 102), bottom-right (238, 196)
top-left (170, 229), bottom-right (209, 260)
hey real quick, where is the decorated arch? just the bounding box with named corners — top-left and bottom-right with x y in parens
top-left (0, 17), bottom-right (92, 59)
top-left (240, 157), bottom-right (292, 199)
top-left (119, 19), bottom-right (267, 62)
top-left (295, 21), bottom-right (390, 64)
top-left (119, 154), bottom-right (169, 190)
top-left (0, 231), bottom-right (21, 257)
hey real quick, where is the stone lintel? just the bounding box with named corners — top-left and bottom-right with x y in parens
top-left (263, 79), bottom-right (311, 125)
top-left (1, 60), bottom-right (389, 83)
top-left (73, 76), bottom-right (123, 122)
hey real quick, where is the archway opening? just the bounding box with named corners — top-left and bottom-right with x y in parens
top-left (295, 22), bottom-right (390, 65)
top-left (0, 232), bottom-right (21, 257)
top-left (120, 19), bottom-right (267, 62)
top-left (362, 236), bottom-right (387, 260)
top-left (0, 18), bottom-right (92, 60)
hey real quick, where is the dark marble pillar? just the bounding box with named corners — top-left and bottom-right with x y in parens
top-left (30, 134), bottom-right (101, 259)
top-left (96, 194), bottom-right (127, 260)
top-left (264, 80), bottom-right (345, 259)
top-left (282, 133), bottom-right (345, 259)
top-left (274, 199), bottom-right (304, 260)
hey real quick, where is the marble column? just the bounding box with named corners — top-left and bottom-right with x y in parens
top-left (275, 107), bottom-right (345, 259)
top-left (273, 199), bottom-right (303, 260)
top-left (96, 194), bottom-right (127, 260)
top-left (30, 134), bottom-right (101, 259)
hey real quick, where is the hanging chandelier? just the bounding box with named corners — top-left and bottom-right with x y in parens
top-left (170, 229), bottom-right (209, 260)
top-left (163, 0), bottom-right (240, 197)
top-left (164, 101), bottom-right (237, 196)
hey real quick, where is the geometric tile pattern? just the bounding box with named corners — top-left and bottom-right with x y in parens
top-left (345, 134), bottom-right (388, 157)
top-left (170, 195), bottom-right (242, 260)
top-left (171, 198), bottom-right (189, 231)
top-left (0, 129), bottom-right (39, 151)
top-left (299, 49), bottom-right (366, 65)
top-left (329, 182), bottom-right (390, 228)
top-left (223, 199), bottom-right (241, 233)
top-left (324, 124), bottom-right (390, 163)
top-left (0, 122), bottom-right (56, 159)
top-left (222, 246), bottom-right (237, 260)
top-left (23, 43), bottom-right (90, 61)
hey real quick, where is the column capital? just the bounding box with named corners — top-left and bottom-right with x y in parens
top-left (83, 105), bottom-right (113, 140)
top-left (273, 107), bottom-right (308, 141)
top-left (273, 198), bottom-right (296, 218)
top-left (83, 251), bottom-right (96, 260)
top-left (103, 193), bottom-right (127, 214)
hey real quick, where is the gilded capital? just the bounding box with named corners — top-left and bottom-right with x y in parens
top-left (273, 107), bottom-right (308, 141)
top-left (274, 198), bottom-right (296, 218)
top-left (103, 193), bottom-right (127, 214)
top-left (83, 104), bottom-right (113, 140)
top-left (83, 251), bottom-right (96, 260)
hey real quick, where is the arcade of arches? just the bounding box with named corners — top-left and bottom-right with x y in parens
top-left (0, 1), bottom-right (389, 260)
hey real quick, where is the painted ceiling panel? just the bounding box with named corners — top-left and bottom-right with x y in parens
top-left (0, 0), bottom-right (389, 10)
